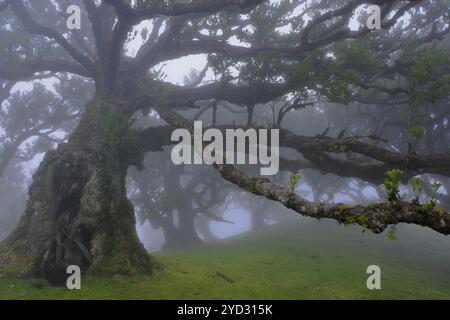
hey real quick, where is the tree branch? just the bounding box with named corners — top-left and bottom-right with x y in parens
top-left (128, 0), bottom-right (264, 19)
top-left (10, 1), bottom-right (95, 73)
top-left (127, 0), bottom-right (421, 71)
top-left (150, 104), bottom-right (450, 236)
top-left (0, 59), bottom-right (92, 80)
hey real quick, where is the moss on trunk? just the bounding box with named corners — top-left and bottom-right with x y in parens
top-left (0, 97), bottom-right (157, 285)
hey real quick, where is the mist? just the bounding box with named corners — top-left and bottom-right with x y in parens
top-left (0, 0), bottom-right (449, 300)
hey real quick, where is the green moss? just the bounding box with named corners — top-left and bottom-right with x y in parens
top-left (343, 216), bottom-right (356, 226)
top-left (101, 110), bottom-right (145, 166)
top-left (0, 259), bottom-right (30, 277)
top-left (248, 180), bottom-right (258, 194)
top-left (89, 197), bottom-right (156, 277)
top-left (333, 204), bottom-right (351, 218)
top-left (0, 240), bottom-right (37, 278)
top-left (435, 208), bottom-right (446, 218)
top-left (356, 213), bottom-right (369, 230)
top-left (387, 226), bottom-right (398, 241)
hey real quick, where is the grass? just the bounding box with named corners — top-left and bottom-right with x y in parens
top-left (0, 218), bottom-right (449, 299)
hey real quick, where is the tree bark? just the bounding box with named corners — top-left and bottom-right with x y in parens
top-left (0, 97), bottom-right (156, 285)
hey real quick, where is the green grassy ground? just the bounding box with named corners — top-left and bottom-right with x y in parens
top-left (1, 219), bottom-right (449, 299)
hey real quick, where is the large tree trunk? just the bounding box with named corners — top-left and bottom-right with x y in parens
top-left (0, 97), bottom-right (155, 285)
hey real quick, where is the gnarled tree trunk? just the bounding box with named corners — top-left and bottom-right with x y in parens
top-left (0, 97), bottom-right (156, 285)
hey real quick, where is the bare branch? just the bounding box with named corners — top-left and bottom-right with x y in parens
top-left (83, 0), bottom-right (107, 57)
top-left (135, 17), bottom-right (165, 60)
top-left (10, 1), bottom-right (95, 72)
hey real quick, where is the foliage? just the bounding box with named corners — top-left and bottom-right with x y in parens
top-left (410, 177), bottom-right (442, 214)
top-left (343, 215), bottom-right (356, 226)
top-left (406, 113), bottom-right (426, 151)
top-left (288, 173), bottom-right (301, 194)
top-left (407, 49), bottom-right (450, 105)
top-left (420, 182), bottom-right (442, 215)
top-left (411, 177), bottom-right (423, 203)
top-left (356, 213), bottom-right (369, 231)
top-left (387, 226), bottom-right (398, 241)
top-left (383, 169), bottom-right (404, 202)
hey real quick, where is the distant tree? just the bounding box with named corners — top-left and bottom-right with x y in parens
top-left (129, 150), bottom-right (233, 248)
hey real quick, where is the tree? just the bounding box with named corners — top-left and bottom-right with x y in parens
top-left (129, 150), bottom-right (231, 249)
top-left (0, 0), bottom-right (449, 285)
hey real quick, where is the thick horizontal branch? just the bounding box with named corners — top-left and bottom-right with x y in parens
top-left (149, 104), bottom-right (450, 236)
top-left (192, 124), bottom-right (450, 180)
top-left (129, 80), bottom-right (291, 112)
top-left (280, 130), bottom-right (450, 177)
top-left (214, 163), bottom-right (450, 235)
top-left (0, 59), bottom-right (92, 80)
top-left (138, 124), bottom-right (387, 183)
top-left (137, 118), bottom-right (450, 183)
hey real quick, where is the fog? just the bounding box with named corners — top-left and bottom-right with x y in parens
top-left (0, 0), bottom-right (449, 296)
